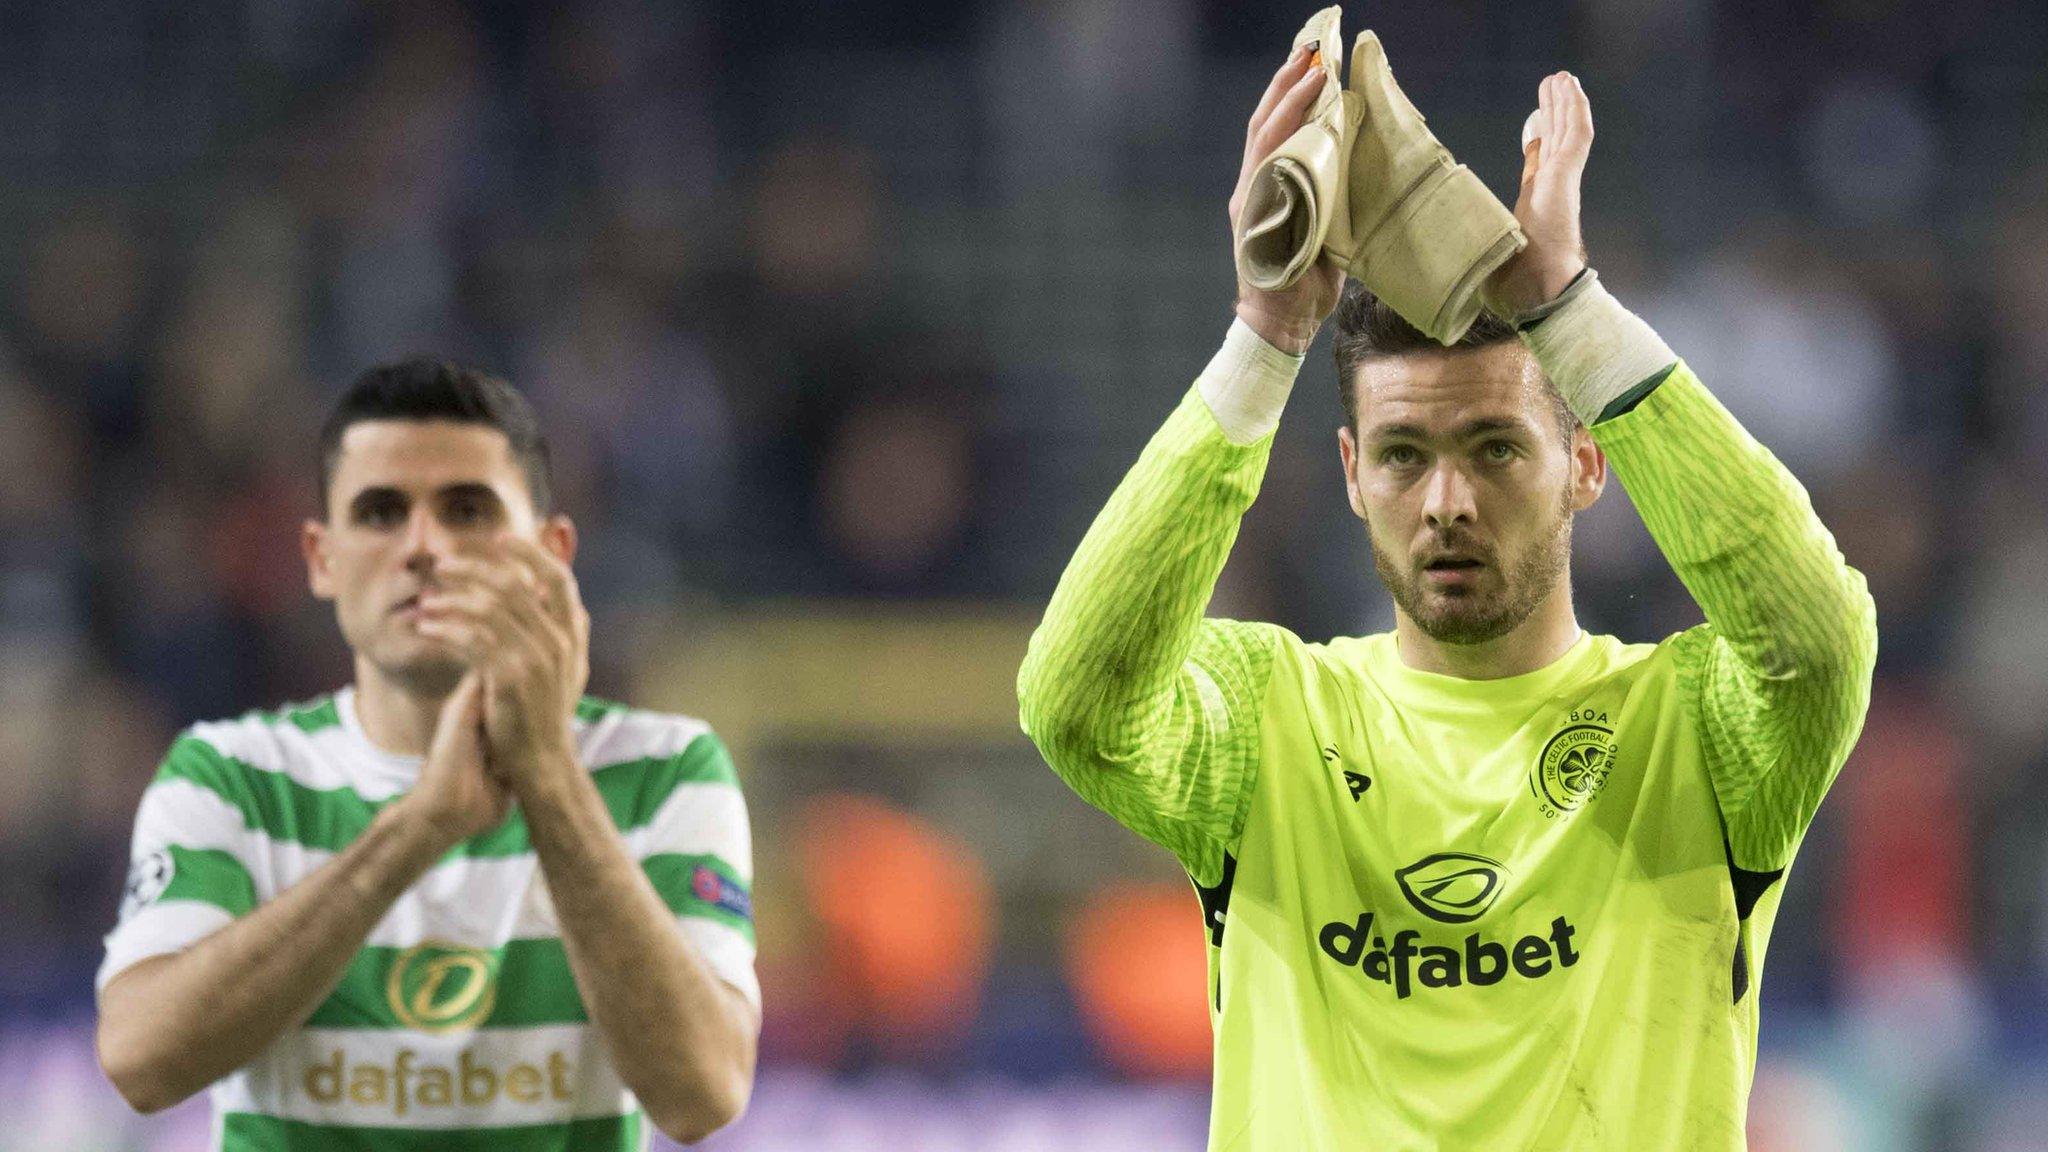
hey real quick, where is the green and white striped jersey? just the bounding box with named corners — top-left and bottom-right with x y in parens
top-left (99, 687), bottom-right (756, 1152)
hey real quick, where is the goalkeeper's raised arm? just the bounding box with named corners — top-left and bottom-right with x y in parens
top-left (1493, 73), bottom-right (1879, 872)
top-left (1015, 46), bottom-right (1341, 885)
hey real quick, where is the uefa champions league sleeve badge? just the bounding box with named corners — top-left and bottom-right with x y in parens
top-left (119, 849), bottom-right (175, 922)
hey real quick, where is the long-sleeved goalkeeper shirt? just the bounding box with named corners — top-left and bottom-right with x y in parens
top-left (1018, 335), bottom-right (1877, 1150)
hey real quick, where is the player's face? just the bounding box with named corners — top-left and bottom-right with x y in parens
top-left (302, 421), bottom-right (566, 694)
top-left (1338, 344), bottom-right (1605, 645)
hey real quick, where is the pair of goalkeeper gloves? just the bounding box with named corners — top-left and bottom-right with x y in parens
top-left (1233, 6), bottom-right (1523, 345)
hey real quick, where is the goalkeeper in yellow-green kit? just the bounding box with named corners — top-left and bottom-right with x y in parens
top-left (1017, 30), bottom-right (1877, 1152)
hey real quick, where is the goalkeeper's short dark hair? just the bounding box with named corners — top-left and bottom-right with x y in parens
top-left (1330, 283), bottom-right (1573, 442)
top-left (317, 357), bottom-right (554, 515)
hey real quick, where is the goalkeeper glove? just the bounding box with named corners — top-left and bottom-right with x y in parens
top-left (1234, 8), bottom-right (1526, 345)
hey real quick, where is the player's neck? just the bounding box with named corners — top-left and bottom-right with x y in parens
top-left (1393, 587), bottom-right (1583, 681)
top-left (350, 659), bottom-right (449, 758)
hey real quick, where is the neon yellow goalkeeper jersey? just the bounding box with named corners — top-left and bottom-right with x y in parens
top-left (1019, 363), bottom-right (1876, 1150)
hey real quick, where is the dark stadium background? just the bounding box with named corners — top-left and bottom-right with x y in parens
top-left (0, 0), bottom-right (2043, 1147)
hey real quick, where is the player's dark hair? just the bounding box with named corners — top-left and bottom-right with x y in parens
top-left (1330, 283), bottom-right (1573, 442)
top-left (317, 358), bottom-right (554, 515)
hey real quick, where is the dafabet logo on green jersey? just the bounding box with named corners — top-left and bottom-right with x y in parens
top-left (298, 943), bottom-right (580, 1118)
top-left (303, 1047), bottom-right (577, 1116)
top-left (386, 942), bottom-right (499, 1033)
top-left (1321, 855), bottom-right (1581, 999)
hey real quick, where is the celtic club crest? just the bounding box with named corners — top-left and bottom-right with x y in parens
top-left (1532, 722), bottom-right (1616, 814)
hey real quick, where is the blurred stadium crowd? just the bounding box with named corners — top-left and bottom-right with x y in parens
top-left (0, 0), bottom-right (2045, 1148)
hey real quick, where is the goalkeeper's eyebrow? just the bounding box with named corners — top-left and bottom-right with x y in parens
top-left (1369, 417), bottom-right (1531, 444)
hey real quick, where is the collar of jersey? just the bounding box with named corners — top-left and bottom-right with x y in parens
top-left (335, 685), bottom-right (428, 794)
top-left (1372, 628), bottom-right (1600, 711)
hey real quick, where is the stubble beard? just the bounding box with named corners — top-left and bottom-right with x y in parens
top-left (1371, 487), bottom-right (1576, 646)
top-left (355, 613), bottom-right (469, 698)
top-left (385, 652), bottom-right (467, 698)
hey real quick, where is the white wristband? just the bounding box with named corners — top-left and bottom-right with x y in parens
top-left (1517, 271), bottom-right (1677, 426)
top-left (1197, 318), bottom-right (1307, 445)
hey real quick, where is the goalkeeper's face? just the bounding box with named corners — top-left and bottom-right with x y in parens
top-left (302, 420), bottom-right (567, 694)
top-left (1338, 344), bottom-right (1605, 646)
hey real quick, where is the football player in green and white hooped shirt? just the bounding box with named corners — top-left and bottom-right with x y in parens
top-left (97, 361), bottom-right (758, 1150)
top-left (1018, 52), bottom-right (1877, 1152)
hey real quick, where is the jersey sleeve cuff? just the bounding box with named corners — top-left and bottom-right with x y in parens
top-left (1196, 318), bottom-right (1307, 445)
top-left (1516, 269), bottom-right (1678, 427)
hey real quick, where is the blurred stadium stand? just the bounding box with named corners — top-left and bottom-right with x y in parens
top-left (1, 0), bottom-right (2046, 1147)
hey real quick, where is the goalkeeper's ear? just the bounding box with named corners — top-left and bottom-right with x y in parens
top-left (1568, 429), bottom-right (1607, 513)
top-left (1337, 424), bottom-right (1369, 525)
